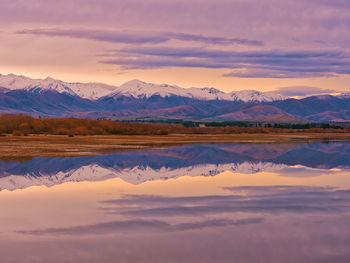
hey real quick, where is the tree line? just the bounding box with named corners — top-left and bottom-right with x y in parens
top-left (0, 114), bottom-right (348, 136)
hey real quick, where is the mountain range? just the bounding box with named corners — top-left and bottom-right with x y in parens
top-left (0, 73), bottom-right (349, 122)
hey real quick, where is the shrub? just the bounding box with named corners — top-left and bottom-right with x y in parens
top-left (54, 128), bottom-right (69, 135)
top-left (12, 130), bottom-right (22, 136)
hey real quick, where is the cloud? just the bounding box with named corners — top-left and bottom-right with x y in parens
top-left (316, 0), bottom-right (350, 9)
top-left (272, 86), bottom-right (338, 97)
top-left (16, 28), bottom-right (263, 46)
top-left (100, 47), bottom-right (350, 78)
top-left (9, 0), bottom-right (350, 80)
top-left (171, 217), bottom-right (264, 231)
top-left (106, 47), bottom-right (346, 61)
top-left (3, 0), bottom-right (350, 84)
top-left (3, 0), bottom-right (350, 41)
top-left (222, 69), bottom-right (333, 79)
top-left (17, 29), bottom-right (169, 44)
top-left (169, 32), bottom-right (263, 46)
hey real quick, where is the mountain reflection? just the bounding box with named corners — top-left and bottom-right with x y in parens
top-left (1, 142), bottom-right (349, 191)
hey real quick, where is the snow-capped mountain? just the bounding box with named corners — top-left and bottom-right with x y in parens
top-left (1, 73), bottom-right (349, 122)
top-left (0, 73), bottom-right (114, 100)
top-left (229, 90), bottom-right (286, 102)
top-left (67, 82), bottom-right (116, 100)
top-left (104, 79), bottom-right (286, 102)
top-left (107, 79), bottom-right (193, 99)
top-left (338, 92), bottom-right (350, 99)
top-left (0, 73), bottom-right (285, 102)
top-left (0, 74), bottom-right (76, 96)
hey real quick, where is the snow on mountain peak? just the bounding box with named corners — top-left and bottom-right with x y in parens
top-left (338, 92), bottom-right (350, 98)
top-left (108, 79), bottom-right (190, 99)
top-left (107, 80), bottom-right (285, 102)
top-left (0, 73), bottom-right (286, 102)
top-left (200, 87), bottom-right (223, 94)
top-left (0, 73), bottom-right (114, 100)
top-left (0, 73), bottom-right (77, 96)
top-left (230, 90), bottom-right (286, 102)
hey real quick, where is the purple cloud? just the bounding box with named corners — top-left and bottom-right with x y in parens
top-left (17, 29), bottom-right (169, 44)
top-left (222, 69), bottom-right (335, 79)
top-left (16, 28), bottom-right (263, 46)
top-left (272, 86), bottom-right (338, 97)
top-left (100, 47), bottom-right (350, 78)
top-left (3, 0), bottom-right (350, 84)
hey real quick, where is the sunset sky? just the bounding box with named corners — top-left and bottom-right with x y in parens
top-left (1, 0), bottom-right (350, 95)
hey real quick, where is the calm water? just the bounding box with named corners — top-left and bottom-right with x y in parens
top-left (1, 142), bottom-right (350, 263)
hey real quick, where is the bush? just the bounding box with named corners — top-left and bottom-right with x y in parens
top-left (73, 126), bottom-right (90, 136)
top-left (54, 128), bottom-right (69, 135)
top-left (12, 130), bottom-right (22, 136)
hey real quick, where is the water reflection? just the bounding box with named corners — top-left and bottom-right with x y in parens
top-left (0, 142), bottom-right (350, 191)
top-left (17, 185), bottom-right (350, 236)
top-left (0, 142), bottom-right (350, 263)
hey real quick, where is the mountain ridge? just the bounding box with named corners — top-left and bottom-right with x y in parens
top-left (0, 73), bottom-right (285, 102)
top-left (0, 73), bottom-right (349, 122)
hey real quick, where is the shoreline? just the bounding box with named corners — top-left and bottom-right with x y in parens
top-left (0, 133), bottom-right (350, 159)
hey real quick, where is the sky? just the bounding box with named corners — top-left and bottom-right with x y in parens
top-left (1, 0), bottom-right (350, 94)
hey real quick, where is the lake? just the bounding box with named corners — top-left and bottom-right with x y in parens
top-left (1, 142), bottom-right (350, 263)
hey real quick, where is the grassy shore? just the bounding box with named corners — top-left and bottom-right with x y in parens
top-left (0, 133), bottom-right (349, 160)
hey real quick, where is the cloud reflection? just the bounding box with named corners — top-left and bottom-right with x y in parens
top-left (101, 186), bottom-right (350, 217)
top-left (18, 218), bottom-right (264, 236)
top-left (18, 185), bottom-right (350, 236)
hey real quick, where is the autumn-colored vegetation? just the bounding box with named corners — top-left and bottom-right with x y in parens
top-left (0, 114), bottom-right (348, 136)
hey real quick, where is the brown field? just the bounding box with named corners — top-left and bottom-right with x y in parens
top-left (0, 133), bottom-right (350, 160)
